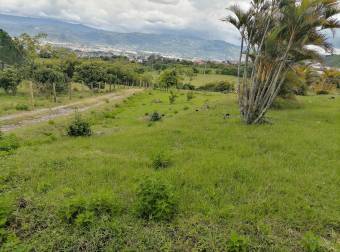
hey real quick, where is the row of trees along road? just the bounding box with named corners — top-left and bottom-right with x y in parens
top-left (226, 0), bottom-right (340, 124)
top-left (0, 30), bottom-right (156, 106)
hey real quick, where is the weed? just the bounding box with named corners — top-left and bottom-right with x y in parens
top-left (135, 178), bottom-right (177, 221)
top-left (152, 152), bottom-right (171, 170)
top-left (302, 232), bottom-right (324, 252)
top-left (67, 114), bottom-right (92, 137)
top-left (0, 134), bottom-right (20, 152)
top-left (149, 112), bottom-right (162, 122)
top-left (226, 231), bottom-right (249, 252)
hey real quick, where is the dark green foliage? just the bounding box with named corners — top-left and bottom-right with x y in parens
top-left (181, 83), bottom-right (195, 90)
top-left (67, 115), bottom-right (92, 137)
top-left (152, 152), bottom-right (171, 170)
top-left (15, 103), bottom-right (29, 111)
top-left (0, 134), bottom-right (20, 152)
top-left (135, 178), bottom-right (177, 221)
top-left (74, 62), bottom-right (106, 89)
top-left (198, 81), bottom-right (235, 93)
top-left (0, 197), bottom-right (14, 245)
top-left (302, 232), bottom-right (324, 252)
top-left (169, 91), bottom-right (177, 104)
top-left (159, 69), bottom-right (181, 89)
top-left (33, 66), bottom-right (67, 93)
top-left (226, 232), bottom-right (249, 252)
top-left (0, 67), bottom-right (22, 95)
top-left (149, 112), bottom-right (162, 122)
top-left (60, 194), bottom-right (120, 227)
top-left (187, 91), bottom-right (194, 101)
top-left (0, 29), bottom-right (24, 65)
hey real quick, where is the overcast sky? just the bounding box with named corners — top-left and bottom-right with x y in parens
top-left (0, 0), bottom-right (339, 47)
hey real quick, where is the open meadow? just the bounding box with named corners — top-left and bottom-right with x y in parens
top-left (0, 89), bottom-right (339, 251)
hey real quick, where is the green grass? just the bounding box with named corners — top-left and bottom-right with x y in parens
top-left (185, 74), bottom-right (237, 87)
top-left (0, 90), bottom-right (339, 251)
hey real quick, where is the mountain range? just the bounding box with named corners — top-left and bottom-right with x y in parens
top-left (0, 14), bottom-right (240, 61)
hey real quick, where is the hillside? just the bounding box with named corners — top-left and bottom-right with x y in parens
top-left (0, 90), bottom-right (339, 251)
top-left (0, 14), bottom-right (239, 61)
top-left (325, 54), bottom-right (340, 68)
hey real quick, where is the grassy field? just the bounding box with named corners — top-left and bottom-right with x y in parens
top-left (0, 90), bottom-right (339, 251)
top-left (185, 74), bottom-right (238, 87)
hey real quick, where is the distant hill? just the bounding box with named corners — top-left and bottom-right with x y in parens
top-left (325, 55), bottom-right (340, 68)
top-left (0, 14), bottom-right (240, 61)
top-left (0, 29), bottom-right (24, 65)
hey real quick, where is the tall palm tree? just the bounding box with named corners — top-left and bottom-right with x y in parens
top-left (225, 0), bottom-right (340, 124)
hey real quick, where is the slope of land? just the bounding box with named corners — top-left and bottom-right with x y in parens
top-left (0, 90), bottom-right (339, 251)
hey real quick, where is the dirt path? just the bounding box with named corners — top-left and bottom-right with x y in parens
top-left (0, 89), bottom-right (142, 132)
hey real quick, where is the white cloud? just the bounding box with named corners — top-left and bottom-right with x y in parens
top-left (0, 0), bottom-right (338, 47)
top-left (0, 0), bottom-right (245, 43)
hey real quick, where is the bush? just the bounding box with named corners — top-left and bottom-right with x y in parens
top-left (0, 134), bottom-right (20, 152)
top-left (135, 178), bottom-right (177, 221)
top-left (198, 81), bottom-right (235, 93)
top-left (152, 152), bottom-right (171, 170)
top-left (187, 91), bottom-right (194, 101)
top-left (226, 232), bottom-right (249, 252)
top-left (169, 91), bottom-right (177, 104)
top-left (302, 232), bottom-right (324, 252)
top-left (15, 104), bottom-right (29, 111)
top-left (67, 115), bottom-right (92, 137)
top-left (60, 194), bottom-right (120, 227)
top-left (0, 198), bottom-right (14, 245)
top-left (149, 112), bottom-right (162, 122)
top-left (312, 83), bottom-right (335, 95)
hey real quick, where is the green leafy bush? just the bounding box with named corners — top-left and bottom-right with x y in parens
top-left (15, 104), bottom-right (29, 111)
top-left (67, 115), bottom-right (92, 137)
top-left (0, 198), bottom-right (14, 245)
top-left (152, 152), bottom-right (171, 170)
top-left (198, 81), bottom-right (235, 93)
top-left (149, 112), bottom-right (162, 122)
top-left (226, 232), bottom-right (249, 252)
top-left (135, 178), bottom-right (177, 221)
top-left (0, 133), bottom-right (20, 152)
top-left (187, 91), bottom-right (194, 101)
top-left (169, 91), bottom-right (177, 104)
top-left (60, 194), bottom-right (120, 227)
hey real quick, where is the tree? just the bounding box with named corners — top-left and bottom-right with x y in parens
top-left (74, 62), bottom-right (106, 90)
top-left (159, 69), bottom-right (180, 90)
top-left (33, 67), bottom-right (66, 102)
top-left (0, 29), bottom-right (24, 66)
top-left (0, 67), bottom-right (22, 95)
top-left (225, 0), bottom-right (340, 124)
top-left (14, 33), bottom-right (47, 106)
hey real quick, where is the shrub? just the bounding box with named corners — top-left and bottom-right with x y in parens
top-left (67, 115), bottom-right (92, 137)
top-left (312, 83), bottom-right (335, 95)
top-left (15, 104), bottom-right (29, 111)
top-left (0, 198), bottom-right (14, 244)
top-left (0, 134), bottom-right (20, 152)
top-left (60, 194), bottom-right (120, 227)
top-left (135, 178), bottom-right (177, 221)
top-left (152, 152), bottom-right (171, 170)
top-left (302, 232), bottom-right (324, 252)
top-left (198, 81), bottom-right (235, 93)
top-left (149, 112), bottom-right (162, 122)
top-left (169, 91), bottom-right (177, 104)
top-left (187, 91), bottom-right (194, 101)
top-left (226, 232), bottom-right (249, 252)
